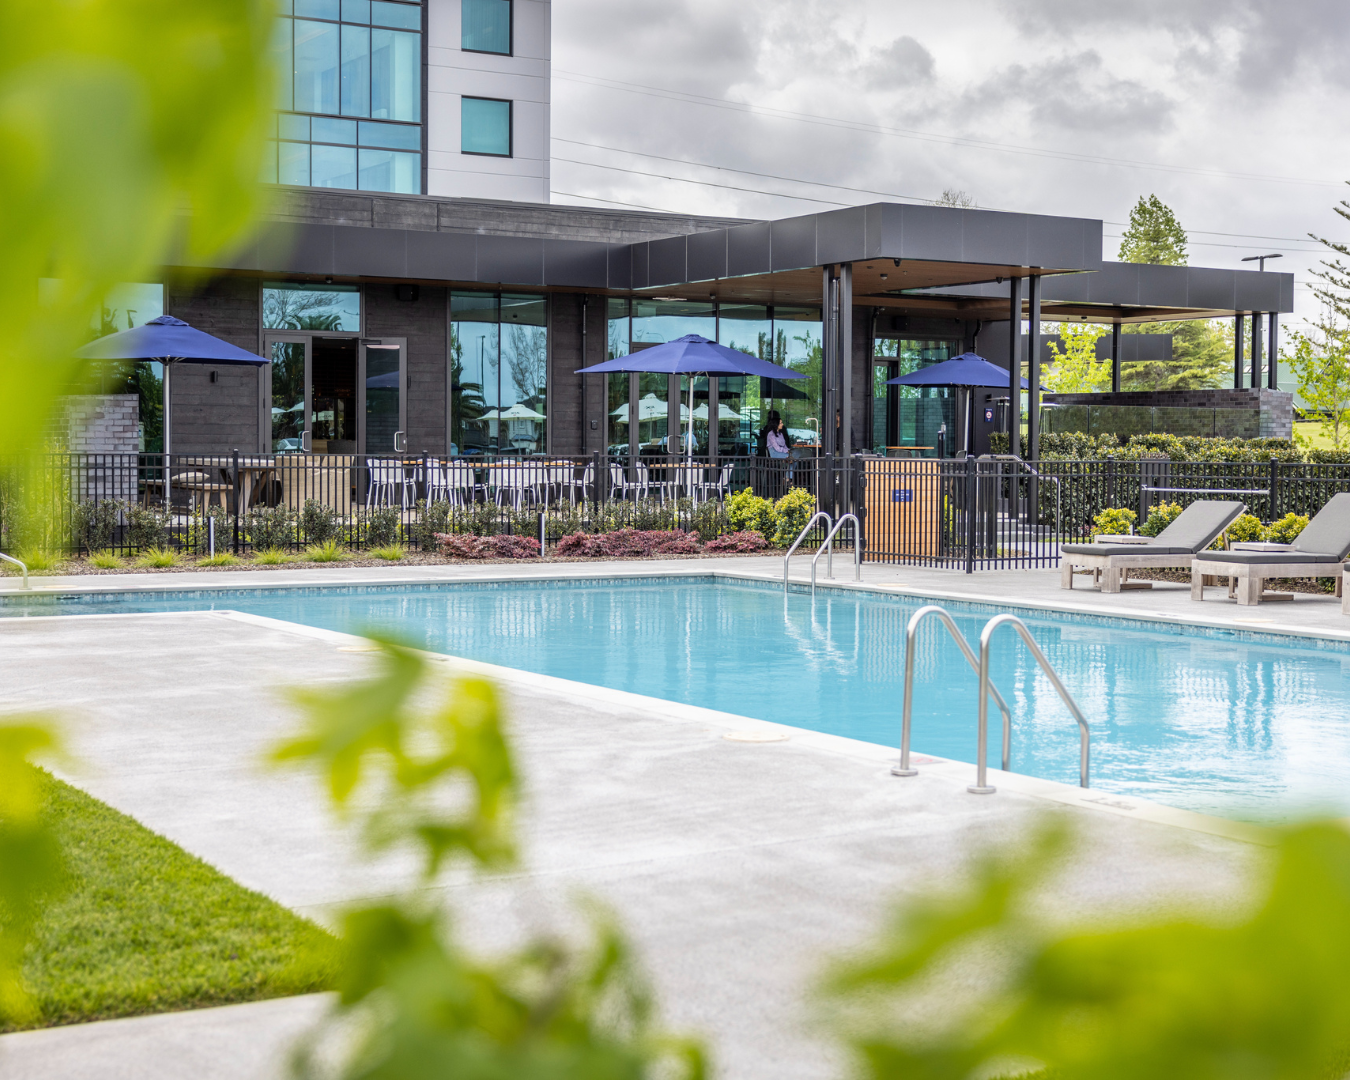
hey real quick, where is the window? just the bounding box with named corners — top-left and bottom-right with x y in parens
top-left (461, 97), bottom-right (511, 156)
top-left (268, 0), bottom-right (422, 193)
top-left (462, 0), bottom-right (511, 54)
top-left (263, 282), bottom-right (361, 332)
top-left (450, 291), bottom-right (547, 454)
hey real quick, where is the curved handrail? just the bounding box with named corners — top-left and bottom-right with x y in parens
top-left (783, 511), bottom-right (833, 592)
top-left (892, 605), bottom-right (1012, 777)
top-left (811, 513), bottom-right (860, 595)
top-left (0, 552), bottom-right (30, 590)
top-left (974, 613), bottom-right (1090, 794)
top-left (987, 454), bottom-right (1061, 537)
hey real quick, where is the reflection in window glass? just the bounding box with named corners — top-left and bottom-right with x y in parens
top-left (718, 305), bottom-right (770, 456)
top-left (340, 24), bottom-right (370, 116)
top-left (371, 28), bottom-right (420, 121)
top-left (767, 306), bottom-right (822, 449)
top-left (271, 341), bottom-right (306, 452)
top-left (461, 97), bottom-right (511, 155)
top-left (263, 282), bottom-right (361, 332)
top-left (279, 140), bottom-right (310, 185)
top-left (311, 143), bottom-right (357, 188)
top-left (358, 148), bottom-right (420, 193)
top-left (294, 19), bottom-right (340, 115)
top-left (877, 338), bottom-right (956, 454)
top-left (272, 18), bottom-right (294, 110)
top-left (449, 291), bottom-right (548, 455)
top-left (462, 0), bottom-right (510, 53)
top-left (371, 0), bottom-right (420, 28)
top-left (631, 299), bottom-right (714, 345)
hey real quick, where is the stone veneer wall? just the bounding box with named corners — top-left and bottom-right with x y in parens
top-left (1043, 388), bottom-right (1294, 439)
top-left (50, 394), bottom-right (141, 504)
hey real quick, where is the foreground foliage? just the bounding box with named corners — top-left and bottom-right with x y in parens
top-left (273, 641), bottom-right (705, 1080)
top-left (822, 822), bottom-right (1350, 1080)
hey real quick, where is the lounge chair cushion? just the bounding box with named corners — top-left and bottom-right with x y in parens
top-left (1061, 543), bottom-right (1195, 556)
top-left (1194, 550), bottom-right (1343, 566)
top-left (1291, 491), bottom-right (1350, 558)
top-left (1151, 499), bottom-right (1247, 553)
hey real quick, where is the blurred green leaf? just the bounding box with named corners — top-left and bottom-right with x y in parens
top-left (821, 821), bottom-right (1350, 1080)
top-left (0, 722), bottom-right (65, 1025)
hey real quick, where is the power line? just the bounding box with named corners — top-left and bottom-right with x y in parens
top-left (554, 69), bottom-right (1344, 190)
top-left (552, 155), bottom-right (846, 207)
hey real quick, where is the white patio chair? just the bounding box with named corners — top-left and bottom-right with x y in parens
top-left (365, 457), bottom-right (409, 509)
top-left (632, 461), bottom-right (654, 501)
top-left (548, 462), bottom-right (582, 503)
top-left (609, 463), bottom-right (632, 501)
top-left (701, 462), bottom-right (734, 502)
top-left (446, 461), bottom-right (484, 506)
top-left (494, 464), bottom-right (539, 510)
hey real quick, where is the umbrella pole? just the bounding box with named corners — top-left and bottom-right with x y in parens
top-left (163, 361), bottom-right (171, 456)
top-left (686, 377), bottom-right (694, 465)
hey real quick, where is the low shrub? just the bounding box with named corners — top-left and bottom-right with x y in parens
top-left (246, 505), bottom-right (297, 552)
top-left (370, 544), bottom-right (405, 561)
top-left (89, 551), bottom-right (123, 569)
top-left (412, 499), bottom-right (453, 547)
top-left (1266, 512), bottom-right (1310, 544)
top-left (726, 488), bottom-right (775, 537)
top-left (363, 507), bottom-right (402, 548)
top-left (1090, 506), bottom-right (1138, 539)
top-left (771, 486), bottom-right (818, 547)
top-left (198, 552), bottom-right (240, 567)
top-left (1139, 501), bottom-right (1183, 537)
top-left (186, 505), bottom-right (230, 556)
top-left (1226, 514), bottom-right (1267, 543)
top-left (15, 549), bottom-right (61, 572)
top-left (690, 498), bottom-right (730, 542)
top-left (253, 548), bottom-right (292, 565)
top-left (435, 533), bottom-right (539, 560)
top-left (72, 499), bottom-right (121, 553)
top-left (702, 530), bottom-right (768, 553)
top-left (124, 505), bottom-right (168, 551)
top-left (555, 528), bottom-right (699, 558)
top-left (299, 499), bottom-right (340, 546)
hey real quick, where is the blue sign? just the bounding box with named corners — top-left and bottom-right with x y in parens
top-left (984, 407), bottom-right (995, 422)
top-left (892, 489), bottom-right (913, 503)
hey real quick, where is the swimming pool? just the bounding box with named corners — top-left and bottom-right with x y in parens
top-left (6, 576), bottom-right (1349, 822)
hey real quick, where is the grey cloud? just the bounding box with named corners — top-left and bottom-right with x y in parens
top-left (861, 35), bottom-right (935, 88)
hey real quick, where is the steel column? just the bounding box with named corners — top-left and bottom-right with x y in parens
top-left (1268, 314), bottom-right (1279, 390)
top-left (839, 262), bottom-right (853, 459)
top-left (1026, 275), bottom-right (1041, 459)
top-left (1234, 313), bottom-right (1246, 389)
top-left (1250, 311), bottom-right (1263, 389)
top-left (822, 267), bottom-right (836, 458)
top-left (1007, 277), bottom-right (1023, 451)
top-left (1111, 321), bottom-right (1121, 392)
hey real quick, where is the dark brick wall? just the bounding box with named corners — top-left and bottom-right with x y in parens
top-left (546, 293), bottom-right (606, 455)
top-left (165, 278), bottom-right (263, 454)
top-left (1044, 388), bottom-right (1295, 439)
top-left (365, 284), bottom-right (448, 454)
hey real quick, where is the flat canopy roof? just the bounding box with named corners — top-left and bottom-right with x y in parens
top-left (179, 190), bottom-right (1292, 322)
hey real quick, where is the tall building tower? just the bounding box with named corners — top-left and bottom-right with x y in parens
top-left (264, 0), bottom-right (550, 201)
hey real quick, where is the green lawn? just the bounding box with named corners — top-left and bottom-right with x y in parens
top-left (1295, 420), bottom-right (1350, 451)
top-left (6, 768), bottom-right (339, 1032)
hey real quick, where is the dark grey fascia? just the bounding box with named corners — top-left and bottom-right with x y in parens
top-left (907, 260), bottom-right (1294, 315)
top-left (174, 201), bottom-right (1104, 294)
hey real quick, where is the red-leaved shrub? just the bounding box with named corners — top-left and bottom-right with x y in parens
top-left (434, 533), bottom-right (539, 559)
top-left (555, 528), bottom-right (700, 558)
top-left (702, 530), bottom-right (768, 552)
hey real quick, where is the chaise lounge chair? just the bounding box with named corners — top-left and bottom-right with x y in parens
top-left (1059, 499), bottom-right (1246, 593)
top-left (1192, 492), bottom-right (1350, 606)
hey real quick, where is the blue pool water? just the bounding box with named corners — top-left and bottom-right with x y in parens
top-left (6, 577), bottom-right (1350, 822)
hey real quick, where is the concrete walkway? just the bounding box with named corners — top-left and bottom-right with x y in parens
top-left (0, 596), bottom-right (1267, 1080)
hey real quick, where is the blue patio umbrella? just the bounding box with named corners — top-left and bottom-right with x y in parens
top-left (76, 315), bottom-right (268, 453)
top-left (885, 353), bottom-right (1026, 455)
top-left (577, 334), bottom-right (806, 461)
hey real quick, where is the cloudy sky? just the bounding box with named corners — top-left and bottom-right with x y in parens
top-left (551, 0), bottom-right (1350, 328)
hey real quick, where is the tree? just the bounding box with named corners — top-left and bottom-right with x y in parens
top-left (1309, 181), bottom-right (1350, 321)
top-left (1120, 319), bottom-right (1231, 391)
top-left (262, 290), bottom-right (346, 331)
top-left (1042, 322), bottom-right (1111, 393)
top-left (1118, 194), bottom-right (1188, 266)
top-left (934, 188), bottom-right (976, 208)
top-left (1286, 302), bottom-right (1350, 446)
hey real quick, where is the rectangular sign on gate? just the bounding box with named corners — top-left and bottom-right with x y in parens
top-left (892, 488), bottom-right (913, 503)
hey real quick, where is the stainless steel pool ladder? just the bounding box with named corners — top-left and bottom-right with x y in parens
top-left (894, 606), bottom-right (1091, 793)
top-left (0, 552), bottom-right (29, 590)
top-left (783, 512), bottom-right (832, 592)
top-left (811, 513), bottom-right (860, 595)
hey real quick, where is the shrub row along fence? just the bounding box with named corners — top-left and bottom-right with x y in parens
top-left (7, 452), bottom-right (1348, 570)
top-left (0, 452), bottom-right (840, 558)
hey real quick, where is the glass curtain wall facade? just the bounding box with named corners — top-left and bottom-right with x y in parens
top-left (267, 0), bottom-right (423, 193)
top-left (872, 338), bottom-right (958, 456)
top-left (451, 292), bottom-right (547, 455)
top-left (606, 299), bottom-right (822, 459)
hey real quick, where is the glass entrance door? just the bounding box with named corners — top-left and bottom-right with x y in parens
top-left (266, 334), bottom-right (309, 452)
top-left (359, 339), bottom-right (407, 454)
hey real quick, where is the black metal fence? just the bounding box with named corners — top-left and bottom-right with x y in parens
top-left (7, 452), bottom-right (1350, 569)
top-left (0, 451), bottom-right (832, 557)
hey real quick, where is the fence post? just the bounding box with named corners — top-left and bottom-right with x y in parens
top-left (965, 455), bottom-right (976, 575)
top-left (1137, 468), bottom-right (1148, 525)
top-left (538, 511), bottom-right (545, 555)
top-left (592, 450), bottom-right (602, 506)
top-left (231, 449), bottom-right (240, 554)
top-left (1269, 456), bottom-right (1279, 520)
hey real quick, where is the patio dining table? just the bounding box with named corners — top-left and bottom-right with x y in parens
top-left (180, 456), bottom-right (278, 514)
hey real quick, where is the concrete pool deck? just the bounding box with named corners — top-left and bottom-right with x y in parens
top-left (0, 558), bottom-right (1323, 1078)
